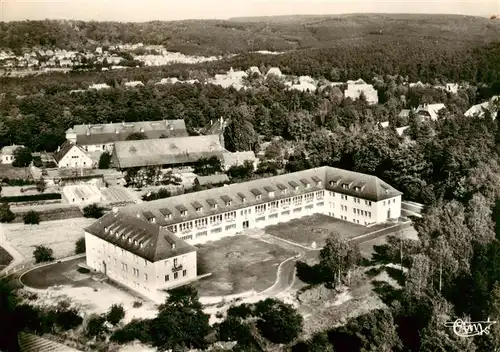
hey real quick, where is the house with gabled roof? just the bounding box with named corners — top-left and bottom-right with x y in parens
top-left (84, 166), bottom-right (402, 299)
top-left (54, 141), bottom-right (94, 169)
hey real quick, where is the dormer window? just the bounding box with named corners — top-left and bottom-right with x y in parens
top-left (121, 235), bottom-right (125, 240)
top-left (192, 201), bottom-right (203, 213)
top-left (172, 244), bottom-right (176, 250)
top-left (342, 183), bottom-right (348, 189)
top-left (221, 195), bottom-right (232, 206)
top-left (238, 192), bottom-right (247, 203)
top-left (312, 176), bottom-right (322, 186)
top-left (329, 181), bottom-right (335, 186)
top-left (104, 227), bottom-right (109, 233)
top-left (264, 186), bottom-right (274, 198)
top-left (139, 242), bottom-right (144, 248)
top-left (134, 240), bottom-right (138, 246)
top-left (206, 199), bottom-right (218, 210)
top-left (128, 237), bottom-right (132, 243)
top-left (250, 189), bottom-right (262, 200)
top-left (354, 186), bottom-right (360, 192)
top-left (176, 205), bottom-right (188, 217)
top-left (300, 178), bottom-right (310, 189)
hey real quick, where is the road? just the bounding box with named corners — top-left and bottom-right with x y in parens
top-left (250, 221), bottom-right (414, 299)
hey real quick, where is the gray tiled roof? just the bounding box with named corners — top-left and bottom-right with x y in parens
top-left (54, 140), bottom-right (85, 163)
top-left (84, 211), bottom-right (196, 262)
top-left (118, 166), bottom-right (402, 227)
top-left (70, 120), bottom-right (188, 145)
top-left (195, 174), bottom-right (230, 186)
top-left (111, 135), bottom-right (226, 169)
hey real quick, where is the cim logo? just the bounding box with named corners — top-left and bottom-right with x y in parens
top-left (444, 318), bottom-right (497, 337)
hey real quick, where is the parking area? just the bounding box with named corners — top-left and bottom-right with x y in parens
top-left (266, 214), bottom-right (389, 248)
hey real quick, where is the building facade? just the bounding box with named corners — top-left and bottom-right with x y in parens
top-left (54, 141), bottom-right (95, 169)
top-left (1, 145), bottom-right (24, 164)
top-left (85, 211), bottom-right (197, 301)
top-left (85, 166), bottom-right (402, 299)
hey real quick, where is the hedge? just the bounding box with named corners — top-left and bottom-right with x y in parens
top-left (0, 193), bottom-right (62, 203)
top-left (1, 178), bottom-right (36, 186)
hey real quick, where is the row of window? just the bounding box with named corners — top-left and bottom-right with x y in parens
top-left (165, 269), bottom-right (187, 282)
top-left (353, 208), bottom-right (372, 218)
top-left (327, 191), bottom-right (373, 206)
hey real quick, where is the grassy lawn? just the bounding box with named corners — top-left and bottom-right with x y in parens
top-left (194, 235), bottom-right (297, 296)
top-left (0, 165), bottom-right (30, 179)
top-left (3, 218), bottom-right (95, 262)
top-left (0, 245), bottom-right (13, 266)
top-left (266, 214), bottom-right (388, 248)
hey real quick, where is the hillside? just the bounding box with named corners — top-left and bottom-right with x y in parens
top-left (1, 14), bottom-right (499, 55)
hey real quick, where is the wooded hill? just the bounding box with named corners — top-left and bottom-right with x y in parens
top-left (1, 14), bottom-right (499, 55)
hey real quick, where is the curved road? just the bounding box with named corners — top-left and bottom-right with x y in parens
top-left (253, 221), bottom-right (413, 299)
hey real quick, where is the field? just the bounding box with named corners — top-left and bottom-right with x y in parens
top-left (266, 214), bottom-right (388, 248)
top-left (194, 235), bottom-right (297, 296)
top-left (0, 165), bottom-right (30, 179)
top-left (2, 218), bottom-right (95, 262)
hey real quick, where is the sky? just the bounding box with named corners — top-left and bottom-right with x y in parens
top-left (0, 0), bottom-right (497, 22)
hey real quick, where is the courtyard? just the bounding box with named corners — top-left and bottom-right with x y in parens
top-left (194, 234), bottom-right (298, 296)
top-left (2, 218), bottom-right (95, 262)
top-left (19, 257), bottom-right (158, 323)
top-left (266, 214), bottom-right (390, 248)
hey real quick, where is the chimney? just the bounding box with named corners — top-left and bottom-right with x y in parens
top-left (210, 120), bottom-right (213, 126)
top-left (112, 207), bottom-right (118, 213)
top-left (115, 129), bottom-right (119, 134)
top-left (122, 121), bottom-right (125, 126)
top-left (171, 243), bottom-right (176, 250)
top-left (57, 146), bottom-right (61, 152)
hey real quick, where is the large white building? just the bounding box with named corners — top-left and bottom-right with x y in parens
top-left (344, 79), bottom-right (379, 105)
top-left (85, 166), bottom-right (402, 300)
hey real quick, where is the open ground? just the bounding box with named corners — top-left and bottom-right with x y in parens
top-left (2, 218), bottom-right (95, 262)
top-left (0, 165), bottom-right (30, 179)
top-left (266, 214), bottom-right (390, 248)
top-left (194, 234), bottom-right (298, 296)
top-left (19, 257), bottom-right (158, 324)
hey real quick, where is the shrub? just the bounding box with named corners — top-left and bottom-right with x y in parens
top-left (0, 193), bottom-right (61, 203)
top-left (12, 147), bottom-right (33, 167)
top-left (106, 304), bottom-right (125, 326)
top-left (85, 314), bottom-right (108, 339)
top-left (23, 210), bottom-right (40, 225)
top-left (33, 245), bottom-right (54, 263)
top-left (35, 177), bottom-right (46, 193)
top-left (83, 203), bottom-right (104, 219)
top-left (110, 319), bottom-right (152, 344)
top-left (54, 308), bottom-right (83, 331)
top-left (75, 237), bottom-right (86, 254)
top-left (1, 178), bottom-right (35, 186)
top-left (77, 267), bottom-right (90, 274)
top-left (0, 202), bottom-right (15, 223)
top-left (132, 301), bottom-right (143, 308)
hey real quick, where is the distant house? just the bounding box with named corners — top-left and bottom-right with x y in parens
top-left (88, 83), bottom-right (110, 90)
top-left (221, 151), bottom-right (258, 171)
top-left (344, 79), bottom-right (378, 105)
top-left (446, 83), bottom-right (459, 94)
top-left (54, 141), bottom-right (94, 169)
top-left (415, 103), bottom-right (446, 121)
top-left (266, 67), bottom-right (283, 78)
top-left (398, 109), bottom-right (412, 119)
top-left (111, 135), bottom-right (226, 170)
top-left (194, 174), bottom-right (230, 186)
top-left (1, 144), bottom-right (24, 164)
top-left (465, 96), bottom-right (499, 118)
top-left (248, 66), bottom-right (261, 75)
top-left (65, 120), bottom-right (188, 153)
top-left (124, 81), bottom-right (144, 88)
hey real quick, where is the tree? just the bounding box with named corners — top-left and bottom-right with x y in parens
top-left (223, 105), bottom-right (259, 152)
top-left (23, 210), bottom-right (40, 225)
top-left (254, 298), bottom-right (304, 344)
top-left (54, 308), bottom-right (83, 331)
top-left (126, 132), bottom-right (147, 140)
top-left (264, 140), bottom-right (283, 160)
top-left (35, 177), bottom-right (45, 193)
top-left (33, 245), bottom-right (54, 263)
top-left (75, 237), bottom-right (85, 254)
top-left (83, 203), bottom-right (104, 218)
top-left (193, 156), bottom-right (223, 176)
top-left (98, 151), bottom-right (112, 169)
top-left (106, 304), bottom-right (125, 326)
top-left (110, 319), bottom-right (152, 344)
top-left (293, 332), bottom-right (334, 352)
top-left (0, 279), bottom-right (21, 351)
top-left (149, 285), bottom-right (211, 351)
top-left (85, 314), bottom-right (108, 340)
top-left (12, 147), bottom-right (32, 167)
top-left (319, 232), bottom-right (361, 288)
top-left (0, 203), bottom-right (15, 223)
